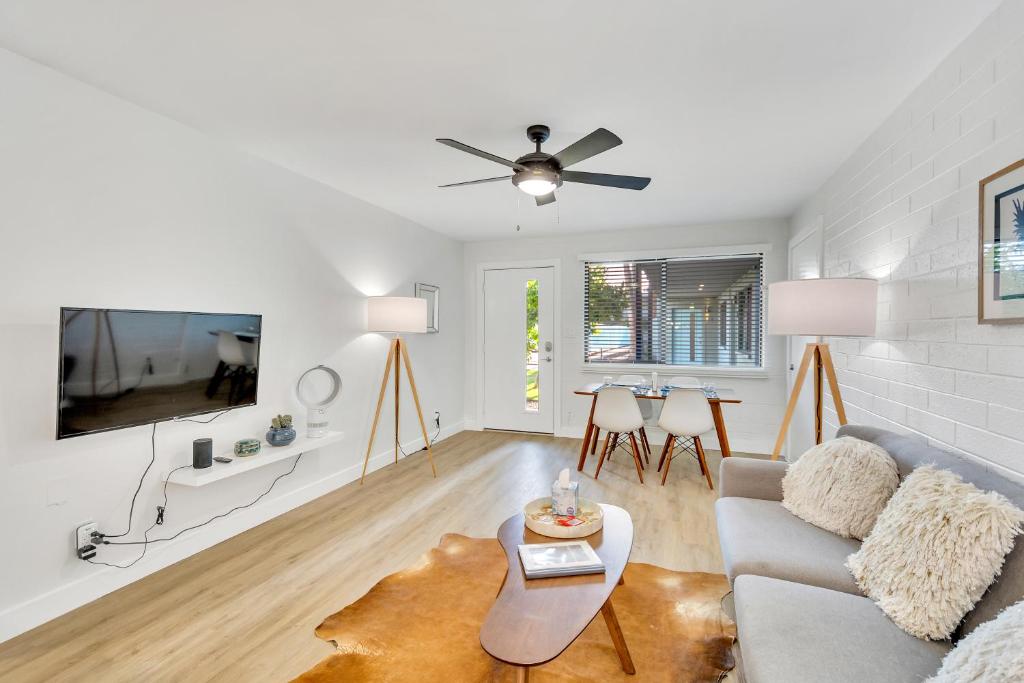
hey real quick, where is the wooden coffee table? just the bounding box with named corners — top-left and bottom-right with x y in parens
top-left (479, 504), bottom-right (635, 681)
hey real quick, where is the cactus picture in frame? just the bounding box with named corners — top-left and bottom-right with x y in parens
top-left (980, 158), bottom-right (1024, 323)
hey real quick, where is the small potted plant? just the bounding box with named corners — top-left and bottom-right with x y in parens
top-left (267, 414), bottom-right (297, 447)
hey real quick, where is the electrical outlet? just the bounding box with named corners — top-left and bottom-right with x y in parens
top-left (75, 522), bottom-right (97, 553)
top-left (433, 411), bottom-right (440, 429)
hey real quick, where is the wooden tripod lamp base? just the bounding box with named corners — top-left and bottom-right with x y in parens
top-left (360, 297), bottom-right (436, 484)
top-left (771, 342), bottom-right (847, 460)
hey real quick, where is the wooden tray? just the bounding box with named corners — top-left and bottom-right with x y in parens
top-left (523, 497), bottom-right (604, 538)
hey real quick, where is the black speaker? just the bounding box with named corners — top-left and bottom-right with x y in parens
top-left (193, 438), bottom-right (213, 469)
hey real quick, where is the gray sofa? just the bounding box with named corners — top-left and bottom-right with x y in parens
top-left (716, 425), bottom-right (1024, 683)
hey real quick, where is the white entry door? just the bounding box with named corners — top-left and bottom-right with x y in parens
top-left (484, 267), bottom-right (555, 433)
top-left (786, 222), bottom-right (824, 460)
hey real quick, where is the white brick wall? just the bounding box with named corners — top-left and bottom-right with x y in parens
top-left (792, 1), bottom-right (1024, 476)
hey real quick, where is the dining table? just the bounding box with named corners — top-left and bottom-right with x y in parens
top-left (573, 383), bottom-right (741, 472)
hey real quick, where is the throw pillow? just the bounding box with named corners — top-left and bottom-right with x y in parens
top-left (847, 465), bottom-right (1024, 640)
top-left (781, 436), bottom-right (899, 539)
top-left (926, 600), bottom-right (1024, 682)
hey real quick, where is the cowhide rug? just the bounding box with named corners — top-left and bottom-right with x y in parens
top-left (293, 534), bottom-right (735, 682)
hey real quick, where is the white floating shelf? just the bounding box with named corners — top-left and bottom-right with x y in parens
top-left (163, 431), bottom-right (345, 487)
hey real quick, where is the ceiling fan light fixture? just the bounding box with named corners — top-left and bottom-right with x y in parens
top-left (516, 178), bottom-right (557, 196)
top-left (512, 166), bottom-right (559, 196)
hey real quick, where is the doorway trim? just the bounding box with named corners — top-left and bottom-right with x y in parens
top-left (474, 259), bottom-right (562, 434)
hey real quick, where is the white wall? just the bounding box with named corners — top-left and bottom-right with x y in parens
top-left (463, 219), bottom-right (790, 454)
top-left (0, 49), bottom-right (464, 641)
top-left (790, 0), bottom-right (1024, 476)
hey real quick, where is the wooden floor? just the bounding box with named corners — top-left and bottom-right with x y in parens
top-left (0, 430), bottom-right (736, 682)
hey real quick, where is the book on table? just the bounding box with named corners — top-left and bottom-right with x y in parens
top-left (517, 540), bottom-right (605, 579)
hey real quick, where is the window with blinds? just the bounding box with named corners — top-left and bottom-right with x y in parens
top-left (583, 253), bottom-right (764, 368)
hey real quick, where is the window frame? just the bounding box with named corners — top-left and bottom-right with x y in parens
top-left (578, 245), bottom-right (770, 377)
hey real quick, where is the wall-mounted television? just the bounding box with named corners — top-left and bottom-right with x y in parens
top-left (57, 308), bottom-right (262, 439)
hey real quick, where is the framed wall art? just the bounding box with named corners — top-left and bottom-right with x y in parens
top-left (414, 283), bottom-right (439, 333)
top-left (979, 158), bottom-right (1024, 324)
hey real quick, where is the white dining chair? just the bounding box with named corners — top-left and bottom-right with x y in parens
top-left (614, 374), bottom-right (654, 456)
top-left (657, 388), bottom-right (715, 488)
top-left (663, 375), bottom-right (701, 388)
top-left (592, 387), bottom-right (647, 483)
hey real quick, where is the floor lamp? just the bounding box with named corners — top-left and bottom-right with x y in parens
top-left (768, 278), bottom-right (878, 461)
top-left (360, 296), bottom-right (436, 483)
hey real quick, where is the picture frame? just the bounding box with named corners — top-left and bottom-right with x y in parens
top-left (414, 283), bottom-right (439, 333)
top-left (979, 158), bottom-right (1024, 324)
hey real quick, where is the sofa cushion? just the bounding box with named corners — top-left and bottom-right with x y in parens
top-left (782, 436), bottom-right (899, 539)
top-left (847, 465), bottom-right (1024, 641)
top-left (715, 497), bottom-right (861, 595)
top-left (838, 425), bottom-right (1024, 638)
top-left (927, 600), bottom-right (1024, 683)
top-left (735, 575), bottom-right (951, 683)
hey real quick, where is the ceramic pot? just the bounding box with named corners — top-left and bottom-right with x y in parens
top-left (266, 426), bottom-right (297, 447)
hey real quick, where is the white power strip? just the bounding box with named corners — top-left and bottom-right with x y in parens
top-left (75, 522), bottom-right (97, 556)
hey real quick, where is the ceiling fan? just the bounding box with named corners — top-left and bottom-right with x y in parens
top-left (436, 124), bottom-right (651, 206)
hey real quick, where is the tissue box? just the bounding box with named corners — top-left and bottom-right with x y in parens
top-left (551, 480), bottom-right (579, 516)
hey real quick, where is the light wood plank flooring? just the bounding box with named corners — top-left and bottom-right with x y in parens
top-left (0, 430), bottom-right (737, 682)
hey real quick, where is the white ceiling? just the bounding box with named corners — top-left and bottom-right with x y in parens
top-left (0, 1), bottom-right (1001, 240)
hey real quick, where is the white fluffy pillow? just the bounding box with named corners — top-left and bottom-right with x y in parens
top-left (847, 465), bottom-right (1024, 641)
top-left (782, 436), bottom-right (899, 539)
top-left (927, 600), bottom-right (1024, 682)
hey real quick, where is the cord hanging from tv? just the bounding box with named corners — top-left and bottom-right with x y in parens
top-left (57, 308), bottom-right (262, 438)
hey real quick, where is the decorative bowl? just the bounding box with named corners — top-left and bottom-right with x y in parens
top-left (234, 438), bottom-right (261, 457)
top-left (523, 497), bottom-right (604, 538)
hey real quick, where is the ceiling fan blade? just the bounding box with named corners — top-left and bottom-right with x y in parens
top-left (438, 175), bottom-right (512, 188)
top-left (552, 128), bottom-right (622, 168)
top-left (436, 138), bottom-right (526, 171)
top-left (536, 192), bottom-right (556, 206)
top-left (561, 170), bottom-right (651, 190)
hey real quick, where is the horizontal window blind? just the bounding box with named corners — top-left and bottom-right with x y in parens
top-left (583, 254), bottom-right (764, 368)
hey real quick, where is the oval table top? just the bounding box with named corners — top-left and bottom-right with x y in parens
top-left (479, 504), bottom-right (634, 667)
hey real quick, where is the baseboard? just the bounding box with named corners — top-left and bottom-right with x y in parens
top-left (0, 422), bottom-right (464, 644)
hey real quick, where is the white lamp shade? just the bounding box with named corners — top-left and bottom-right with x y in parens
top-left (366, 296), bottom-right (428, 334)
top-left (767, 278), bottom-right (878, 337)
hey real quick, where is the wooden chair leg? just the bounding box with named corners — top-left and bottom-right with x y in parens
top-left (639, 427), bottom-right (651, 462)
top-left (628, 432), bottom-right (644, 484)
top-left (594, 432), bottom-right (614, 479)
top-left (694, 435), bottom-right (714, 490)
top-left (660, 435), bottom-right (675, 485)
top-left (590, 427), bottom-right (600, 455)
top-left (657, 437), bottom-right (671, 471)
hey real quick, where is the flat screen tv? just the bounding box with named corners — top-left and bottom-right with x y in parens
top-left (57, 308), bottom-right (262, 439)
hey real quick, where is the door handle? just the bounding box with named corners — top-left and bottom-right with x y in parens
top-left (544, 356), bottom-right (552, 362)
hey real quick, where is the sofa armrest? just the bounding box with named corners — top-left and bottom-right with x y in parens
top-left (718, 458), bottom-right (788, 501)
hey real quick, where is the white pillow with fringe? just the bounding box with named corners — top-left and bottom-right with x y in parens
top-left (847, 465), bottom-right (1024, 641)
top-left (782, 436), bottom-right (899, 539)
top-left (927, 600), bottom-right (1024, 682)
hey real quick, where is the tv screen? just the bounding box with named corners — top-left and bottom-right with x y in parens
top-left (57, 308), bottom-right (262, 438)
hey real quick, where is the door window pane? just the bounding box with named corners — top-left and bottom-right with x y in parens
top-left (525, 279), bottom-right (539, 411)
